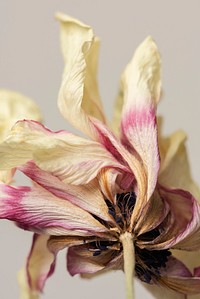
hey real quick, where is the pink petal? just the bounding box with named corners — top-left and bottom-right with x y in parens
top-left (120, 37), bottom-right (161, 201)
top-left (92, 119), bottom-right (149, 228)
top-left (140, 186), bottom-right (200, 251)
top-left (194, 267), bottom-right (200, 277)
top-left (20, 161), bottom-right (115, 224)
top-left (159, 256), bottom-right (200, 295)
top-left (67, 244), bottom-right (119, 276)
top-left (0, 183), bottom-right (109, 236)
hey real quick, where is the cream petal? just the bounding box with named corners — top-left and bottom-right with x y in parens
top-left (0, 89), bottom-right (42, 183)
top-left (159, 129), bottom-right (200, 199)
top-left (0, 89), bottom-right (42, 142)
top-left (56, 13), bottom-right (106, 139)
top-left (0, 169), bottom-right (16, 184)
top-left (120, 37), bottom-right (161, 201)
top-left (18, 269), bottom-right (39, 299)
top-left (20, 161), bottom-right (115, 224)
top-left (0, 183), bottom-right (109, 236)
top-left (0, 120), bottom-right (127, 184)
top-left (18, 234), bottom-right (55, 298)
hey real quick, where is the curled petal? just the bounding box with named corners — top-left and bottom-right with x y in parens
top-left (0, 120), bottom-right (127, 184)
top-left (0, 183), bottom-right (109, 236)
top-left (120, 37), bottom-right (161, 201)
top-left (98, 168), bottom-right (120, 203)
top-left (56, 13), bottom-right (106, 139)
top-left (48, 236), bottom-right (98, 253)
top-left (20, 162), bottom-right (115, 224)
top-left (141, 186), bottom-right (200, 251)
top-left (18, 234), bottom-right (55, 298)
top-left (91, 119), bottom-right (148, 229)
top-left (135, 191), bottom-right (169, 236)
top-left (159, 129), bottom-right (200, 199)
top-left (67, 244), bottom-right (119, 276)
top-left (158, 256), bottom-right (200, 295)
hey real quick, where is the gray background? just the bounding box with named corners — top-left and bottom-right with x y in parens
top-left (0, 1), bottom-right (200, 298)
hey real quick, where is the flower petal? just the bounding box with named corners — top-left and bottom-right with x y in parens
top-left (0, 89), bottom-right (42, 142)
top-left (0, 89), bottom-right (42, 184)
top-left (18, 234), bottom-right (55, 298)
top-left (120, 37), bottom-right (161, 200)
top-left (140, 186), bottom-right (200, 251)
top-left (0, 120), bottom-right (127, 184)
top-left (0, 183), bottom-right (109, 236)
top-left (135, 190), bottom-right (169, 236)
top-left (56, 13), bottom-right (106, 139)
top-left (159, 129), bottom-right (200, 199)
top-left (20, 161), bottom-right (115, 224)
top-left (158, 256), bottom-right (200, 295)
top-left (67, 244), bottom-right (119, 276)
top-left (91, 119), bottom-right (148, 229)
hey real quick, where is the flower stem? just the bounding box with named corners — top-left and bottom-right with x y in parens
top-left (120, 232), bottom-right (135, 299)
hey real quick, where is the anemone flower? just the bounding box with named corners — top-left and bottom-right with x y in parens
top-left (0, 89), bottom-right (42, 184)
top-left (0, 14), bottom-right (200, 299)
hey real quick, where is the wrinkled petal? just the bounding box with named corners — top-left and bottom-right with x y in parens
top-left (98, 168), bottom-right (121, 203)
top-left (0, 183), bottom-right (109, 236)
top-left (20, 161), bottom-right (115, 224)
top-left (0, 120), bottom-right (128, 184)
top-left (135, 191), bottom-right (169, 236)
top-left (120, 37), bottom-right (161, 201)
top-left (91, 119), bottom-right (148, 229)
top-left (56, 13), bottom-right (106, 139)
top-left (18, 234), bottom-right (55, 298)
top-left (48, 236), bottom-right (99, 253)
top-left (145, 283), bottom-right (186, 299)
top-left (67, 244), bottom-right (119, 276)
top-left (140, 186), bottom-right (200, 251)
top-left (158, 256), bottom-right (200, 295)
top-left (159, 129), bottom-right (200, 199)
top-left (57, 13), bottom-right (106, 125)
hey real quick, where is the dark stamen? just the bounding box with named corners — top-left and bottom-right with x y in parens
top-left (105, 192), bottom-right (136, 226)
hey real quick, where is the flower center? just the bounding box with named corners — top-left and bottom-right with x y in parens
top-left (106, 192), bottom-right (136, 229)
top-left (88, 192), bottom-right (171, 284)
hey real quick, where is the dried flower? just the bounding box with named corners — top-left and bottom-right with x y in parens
top-left (0, 14), bottom-right (200, 299)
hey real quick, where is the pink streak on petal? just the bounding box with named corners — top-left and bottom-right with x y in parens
top-left (194, 267), bottom-right (200, 277)
top-left (161, 256), bottom-right (192, 278)
top-left (122, 106), bottom-right (156, 130)
top-left (26, 234), bottom-right (56, 292)
top-left (0, 183), bottom-right (108, 235)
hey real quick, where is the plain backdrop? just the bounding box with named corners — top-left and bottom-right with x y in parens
top-left (1, 1), bottom-right (200, 299)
